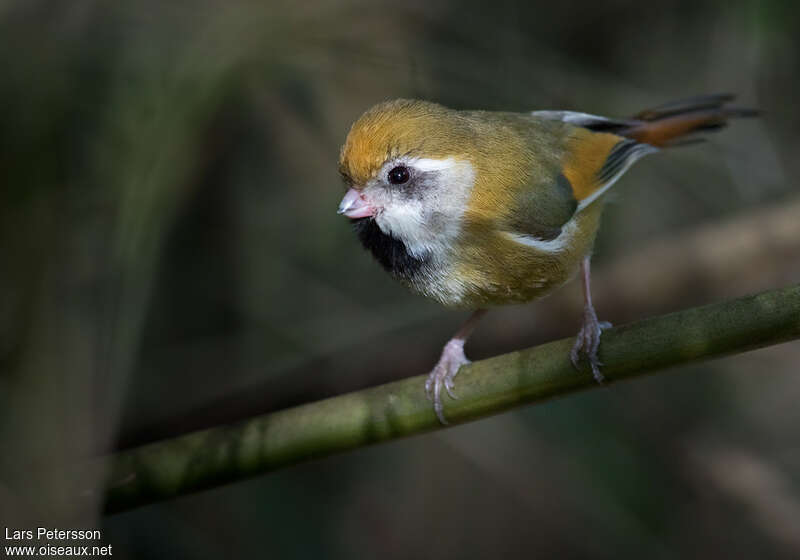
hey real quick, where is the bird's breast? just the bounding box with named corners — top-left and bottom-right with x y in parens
top-left (429, 202), bottom-right (606, 308)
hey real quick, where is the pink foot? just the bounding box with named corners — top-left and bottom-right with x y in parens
top-left (570, 304), bottom-right (611, 383)
top-left (425, 339), bottom-right (470, 424)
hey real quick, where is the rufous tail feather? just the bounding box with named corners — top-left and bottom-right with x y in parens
top-left (620, 93), bottom-right (758, 147)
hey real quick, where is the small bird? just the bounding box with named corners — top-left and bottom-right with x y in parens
top-left (337, 94), bottom-right (755, 424)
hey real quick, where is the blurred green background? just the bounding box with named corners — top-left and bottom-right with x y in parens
top-left (1, 0), bottom-right (799, 558)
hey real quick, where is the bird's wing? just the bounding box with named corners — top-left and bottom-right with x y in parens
top-left (559, 127), bottom-right (658, 213)
top-left (503, 94), bottom-right (752, 244)
top-left (503, 123), bottom-right (655, 246)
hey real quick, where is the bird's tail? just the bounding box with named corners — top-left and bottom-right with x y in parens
top-left (620, 93), bottom-right (759, 147)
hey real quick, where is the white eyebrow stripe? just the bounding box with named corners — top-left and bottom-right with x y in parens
top-left (408, 157), bottom-right (456, 172)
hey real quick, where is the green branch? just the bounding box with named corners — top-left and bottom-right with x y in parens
top-left (105, 284), bottom-right (800, 513)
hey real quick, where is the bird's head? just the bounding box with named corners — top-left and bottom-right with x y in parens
top-left (337, 99), bottom-right (477, 266)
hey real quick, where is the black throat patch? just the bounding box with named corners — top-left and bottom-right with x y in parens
top-left (351, 218), bottom-right (425, 278)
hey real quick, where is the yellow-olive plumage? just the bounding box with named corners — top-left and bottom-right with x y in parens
top-left (341, 100), bottom-right (632, 307)
top-left (337, 94), bottom-right (755, 423)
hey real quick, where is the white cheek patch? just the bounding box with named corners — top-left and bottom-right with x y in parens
top-left (376, 200), bottom-right (426, 253)
top-left (372, 158), bottom-right (476, 259)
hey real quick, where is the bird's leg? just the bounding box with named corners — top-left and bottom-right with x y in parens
top-left (425, 309), bottom-right (487, 425)
top-left (570, 256), bottom-right (611, 382)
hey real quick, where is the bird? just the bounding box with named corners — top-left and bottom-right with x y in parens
top-left (337, 94), bottom-right (756, 424)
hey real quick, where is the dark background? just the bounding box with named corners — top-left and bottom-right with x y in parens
top-left (1, 0), bottom-right (799, 558)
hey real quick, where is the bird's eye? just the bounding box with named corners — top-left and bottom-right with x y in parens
top-left (387, 166), bottom-right (410, 185)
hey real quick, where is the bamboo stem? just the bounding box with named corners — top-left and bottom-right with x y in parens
top-left (105, 284), bottom-right (800, 513)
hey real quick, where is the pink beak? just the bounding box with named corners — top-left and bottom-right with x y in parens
top-left (337, 188), bottom-right (377, 219)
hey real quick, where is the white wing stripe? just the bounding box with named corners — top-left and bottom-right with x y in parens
top-left (504, 219), bottom-right (579, 253)
top-left (577, 143), bottom-right (658, 212)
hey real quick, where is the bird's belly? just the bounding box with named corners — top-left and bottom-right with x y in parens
top-left (414, 204), bottom-right (605, 308)
top-left (400, 246), bottom-right (576, 308)
top-left (443, 258), bottom-right (575, 308)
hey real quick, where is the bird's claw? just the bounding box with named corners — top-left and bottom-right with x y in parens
top-left (444, 376), bottom-right (458, 400)
top-left (425, 339), bottom-right (470, 424)
top-left (571, 306), bottom-right (611, 383)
